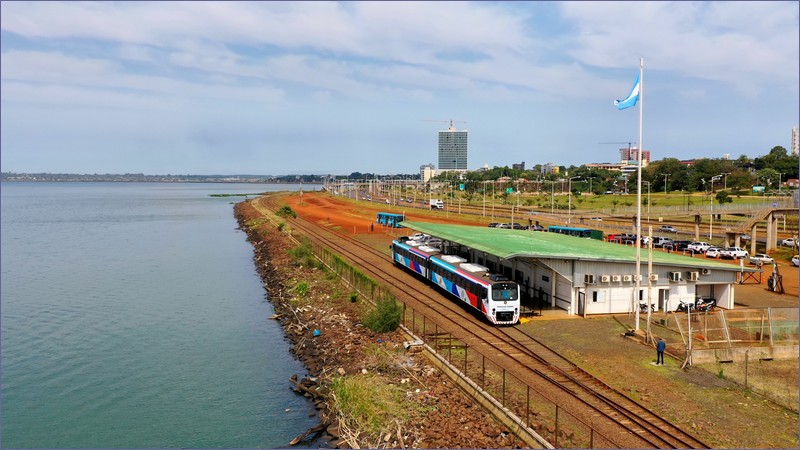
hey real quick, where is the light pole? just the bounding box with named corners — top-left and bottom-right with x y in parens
top-left (482, 180), bottom-right (487, 217)
top-left (660, 173), bottom-right (670, 194)
top-left (642, 180), bottom-right (651, 221)
top-left (778, 173), bottom-right (784, 195)
top-left (709, 175), bottom-right (721, 240)
top-left (568, 176), bottom-right (581, 224)
top-left (721, 172), bottom-right (730, 191)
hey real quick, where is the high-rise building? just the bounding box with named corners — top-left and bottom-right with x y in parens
top-left (619, 146), bottom-right (650, 166)
top-left (438, 123), bottom-right (468, 171)
top-left (792, 126), bottom-right (798, 156)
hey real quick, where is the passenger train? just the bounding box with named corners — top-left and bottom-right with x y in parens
top-left (390, 237), bottom-right (520, 325)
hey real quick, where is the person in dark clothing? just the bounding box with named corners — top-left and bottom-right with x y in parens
top-left (656, 338), bottom-right (666, 365)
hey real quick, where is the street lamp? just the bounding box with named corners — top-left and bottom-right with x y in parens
top-left (660, 173), bottom-right (670, 194)
top-left (568, 176), bottom-right (581, 224)
top-left (708, 175), bottom-right (721, 240)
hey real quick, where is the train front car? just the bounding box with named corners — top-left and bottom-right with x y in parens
top-left (487, 281), bottom-right (521, 325)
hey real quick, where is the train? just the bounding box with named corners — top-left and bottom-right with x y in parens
top-left (390, 237), bottom-right (520, 325)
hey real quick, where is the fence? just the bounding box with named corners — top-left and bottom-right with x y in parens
top-left (308, 239), bottom-right (620, 448)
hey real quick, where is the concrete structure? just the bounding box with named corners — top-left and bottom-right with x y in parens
top-left (619, 146), bottom-right (650, 166)
top-left (438, 123), bottom-right (468, 171)
top-left (792, 126), bottom-right (798, 156)
top-left (541, 163), bottom-right (559, 175)
top-left (420, 163), bottom-right (436, 182)
top-left (400, 221), bottom-right (757, 316)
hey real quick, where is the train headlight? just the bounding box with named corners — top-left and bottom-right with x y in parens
top-left (491, 308), bottom-right (496, 315)
top-left (504, 301), bottom-right (507, 305)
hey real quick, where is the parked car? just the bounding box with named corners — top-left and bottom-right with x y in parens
top-left (705, 247), bottom-right (722, 258)
top-left (659, 225), bottom-right (678, 233)
top-left (719, 247), bottom-right (749, 259)
top-left (496, 223), bottom-right (511, 229)
top-left (748, 253), bottom-right (774, 265)
top-left (510, 222), bottom-right (525, 230)
top-left (792, 255), bottom-right (799, 267)
top-left (652, 237), bottom-right (673, 248)
top-left (487, 222), bottom-right (500, 228)
top-left (528, 224), bottom-right (545, 231)
top-left (780, 237), bottom-right (798, 247)
top-left (687, 242), bottom-right (711, 253)
top-left (672, 240), bottom-right (692, 251)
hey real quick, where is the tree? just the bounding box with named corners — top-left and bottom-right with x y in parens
top-left (715, 191), bottom-right (733, 205)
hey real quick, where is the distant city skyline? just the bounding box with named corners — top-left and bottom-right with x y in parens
top-left (1, 2), bottom-right (798, 176)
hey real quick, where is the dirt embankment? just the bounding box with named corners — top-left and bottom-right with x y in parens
top-left (233, 200), bottom-right (525, 449)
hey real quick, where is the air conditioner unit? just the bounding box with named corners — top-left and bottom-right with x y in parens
top-left (669, 271), bottom-right (682, 282)
top-left (584, 274), bottom-right (595, 284)
top-left (600, 275), bottom-right (610, 283)
top-left (634, 274), bottom-right (643, 282)
top-left (622, 274), bottom-right (632, 282)
top-left (649, 273), bottom-right (659, 282)
top-left (688, 271), bottom-right (700, 281)
top-left (611, 274), bottom-right (622, 282)
top-left (701, 268), bottom-right (710, 275)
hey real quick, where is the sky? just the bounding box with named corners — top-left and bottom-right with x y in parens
top-left (1, 1), bottom-right (798, 176)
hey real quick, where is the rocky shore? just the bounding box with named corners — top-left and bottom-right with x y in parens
top-left (234, 200), bottom-right (525, 448)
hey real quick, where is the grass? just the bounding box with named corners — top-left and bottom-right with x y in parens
top-left (329, 374), bottom-right (412, 436)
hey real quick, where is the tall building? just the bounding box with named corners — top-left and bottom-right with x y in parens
top-left (619, 146), bottom-right (650, 166)
top-left (792, 126), bottom-right (798, 156)
top-left (438, 122), bottom-right (468, 171)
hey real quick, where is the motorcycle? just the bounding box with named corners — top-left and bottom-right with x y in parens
top-left (695, 298), bottom-right (717, 312)
top-left (675, 300), bottom-right (695, 313)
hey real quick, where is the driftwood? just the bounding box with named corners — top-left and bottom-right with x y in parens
top-left (289, 422), bottom-right (328, 446)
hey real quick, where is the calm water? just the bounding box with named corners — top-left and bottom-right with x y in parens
top-left (1, 182), bottom-right (318, 448)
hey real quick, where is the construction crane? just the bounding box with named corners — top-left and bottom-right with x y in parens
top-left (422, 119), bottom-right (467, 129)
top-left (599, 141), bottom-right (634, 148)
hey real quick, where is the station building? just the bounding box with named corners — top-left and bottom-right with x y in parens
top-left (400, 222), bottom-right (758, 316)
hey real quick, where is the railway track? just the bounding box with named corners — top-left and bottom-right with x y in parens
top-left (255, 196), bottom-right (709, 448)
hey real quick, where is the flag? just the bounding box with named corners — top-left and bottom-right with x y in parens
top-left (614, 73), bottom-right (640, 110)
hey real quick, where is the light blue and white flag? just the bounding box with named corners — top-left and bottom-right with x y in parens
top-left (614, 73), bottom-right (640, 110)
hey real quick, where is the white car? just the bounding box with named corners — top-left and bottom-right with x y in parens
top-left (719, 247), bottom-right (749, 260)
top-left (687, 241), bottom-right (711, 253)
top-left (659, 225), bottom-right (678, 233)
top-left (748, 253), bottom-right (774, 265)
top-left (780, 237), bottom-right (798, 247)
top-left (792, 255), bottom-right (799, 267)
top-left (705, 247), bottom-right (721, 258)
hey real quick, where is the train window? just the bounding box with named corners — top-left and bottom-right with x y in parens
top-left (491, 283), bottom-right (519, 301)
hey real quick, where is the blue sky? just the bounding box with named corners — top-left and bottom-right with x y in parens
top-left (1, 1), bottom-right (798, 176)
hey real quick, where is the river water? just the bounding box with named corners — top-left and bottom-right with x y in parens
top-left (0, 182), bottom-right (318, 448)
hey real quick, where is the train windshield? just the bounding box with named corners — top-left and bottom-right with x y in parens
top-left (491, 283), bottom-right (519, 301)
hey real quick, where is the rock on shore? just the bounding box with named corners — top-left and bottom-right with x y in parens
top-left (234, 200), bottom-right (525, 449)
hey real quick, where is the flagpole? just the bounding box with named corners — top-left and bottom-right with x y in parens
top-left (635, 57), bottom-right (644, 331)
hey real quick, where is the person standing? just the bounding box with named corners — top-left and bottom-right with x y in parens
top-left (656, 337), bottom-right (666, 365)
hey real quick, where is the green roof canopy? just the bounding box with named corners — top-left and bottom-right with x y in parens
top-left (400, 221), bottom-right (756, 272)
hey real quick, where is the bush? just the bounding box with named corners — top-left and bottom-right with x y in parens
top-left (276, 205), bottom-right (297, 218)
top-left (362, 297), bottom-right (402, 333)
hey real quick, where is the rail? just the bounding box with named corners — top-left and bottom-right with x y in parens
top-left (261, 196), bottom-right (708, 448)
